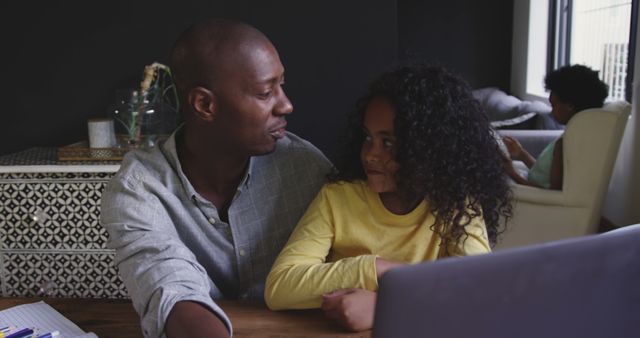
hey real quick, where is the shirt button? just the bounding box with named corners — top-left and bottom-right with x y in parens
top-left (208, 217), bottom-right (216, 224)
top-left (240, 293), bottom-right (249, 299)
top-left (239, 249), bottom-right (246, 256)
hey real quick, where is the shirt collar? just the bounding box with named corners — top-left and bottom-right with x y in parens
top-left (161, 126), bottom-right (254, 201)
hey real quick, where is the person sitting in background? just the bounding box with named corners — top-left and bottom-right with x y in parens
top-left (264, 64), bottom-right (512, 332)
top-left (504, 64), bottom-right (608, 189)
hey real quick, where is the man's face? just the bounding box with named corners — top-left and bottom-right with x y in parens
top-left (212, 42), bottom-right (293, 156)
top-left (360, 97), bottom-right (400, 193)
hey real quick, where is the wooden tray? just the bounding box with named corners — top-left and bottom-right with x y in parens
top-left (57, 134), bottom-right (169, 161)
top-left (58, 140), bottom-right (130, 161)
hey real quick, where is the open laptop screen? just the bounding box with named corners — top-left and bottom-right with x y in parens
top-left (372, 225), bottom-right (640, 338)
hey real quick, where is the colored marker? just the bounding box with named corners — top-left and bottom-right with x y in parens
top-left (37, 331), bottom-right (59, 338)
top-left (6, 328), bottom-right (34, 338)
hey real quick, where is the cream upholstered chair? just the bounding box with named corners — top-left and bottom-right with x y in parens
top-left (496, 101), bottom-right (631, 250)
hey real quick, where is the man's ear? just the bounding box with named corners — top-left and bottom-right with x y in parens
top-left (187, 86), bottom-right (216, 122)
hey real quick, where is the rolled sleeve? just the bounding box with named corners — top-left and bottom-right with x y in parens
top-left (101, 175), bottom-right (231, 338)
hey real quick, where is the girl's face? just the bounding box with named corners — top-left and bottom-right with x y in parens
top-left (549, 91), bottom-right (575, 124)
top-left (361, 97), bottom-right (400, 193)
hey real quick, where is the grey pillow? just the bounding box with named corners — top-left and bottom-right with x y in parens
top-left (473, 87), bottom-right (552, 127)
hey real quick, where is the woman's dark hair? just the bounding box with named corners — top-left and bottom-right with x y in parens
top-left (544, 64), bottom-right (609, 112)
top-left (330, 64), bottom-right (512, 247)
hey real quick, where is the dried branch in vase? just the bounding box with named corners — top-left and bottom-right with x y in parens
top-left (112, 62), bottom-right (179, 148)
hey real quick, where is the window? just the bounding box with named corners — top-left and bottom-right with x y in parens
top-left (525, 0), bottom-right (551, 99)
top-left (512, 0), bottom-right (637, 102)
top-left (551, 0), bottom-right (636, 101)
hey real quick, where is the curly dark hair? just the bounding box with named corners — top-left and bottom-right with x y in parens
top-left (544, 64), bottom-right (609, 112)
top-left (331, 64), bottom-right (512, 247)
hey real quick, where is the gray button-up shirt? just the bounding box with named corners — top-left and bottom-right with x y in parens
top-left (100, 130), bottom-right (331, 338)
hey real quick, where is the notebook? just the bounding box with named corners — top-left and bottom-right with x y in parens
top-left (372, 224), bottom-right (640, 338)
top-left (0, 301), bottom-right (98, 338)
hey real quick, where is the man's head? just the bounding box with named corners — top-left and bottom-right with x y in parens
top-left (170, 19), bottom-right (293, 155)
top-left (544, 64), bottom-right (608, 124)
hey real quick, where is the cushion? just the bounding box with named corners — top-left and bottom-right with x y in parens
top-left (472, 87), bottom-right (553, 128)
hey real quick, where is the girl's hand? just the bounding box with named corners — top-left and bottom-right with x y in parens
top-left (502, 136), bottom-right (525, 160)
top-left (322, 288), bottom-right (377, 332)
top-left (375, 258), bottom-right (405, 278)
top-left (503, 136), bottom-right (537, 168)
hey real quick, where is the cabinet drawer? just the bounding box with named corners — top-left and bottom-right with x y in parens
top-left (0, 172), bottom-right (128, 298)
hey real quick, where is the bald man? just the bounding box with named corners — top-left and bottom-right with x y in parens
top-left (101, 20), bottom-right (332, 338)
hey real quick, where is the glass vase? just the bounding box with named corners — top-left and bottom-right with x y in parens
top-left (109, 89), bottom-right (177, 148)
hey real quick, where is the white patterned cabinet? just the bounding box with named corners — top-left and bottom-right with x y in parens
top-left (0, 148), bottom-right (127, 298)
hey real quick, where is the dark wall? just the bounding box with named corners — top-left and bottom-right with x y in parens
top-left (0, 1), bottom-right (398, 160)
top-left (1, 1), bottom-right (513, 160)
top-left (398, 0), bottom-right (513, 89)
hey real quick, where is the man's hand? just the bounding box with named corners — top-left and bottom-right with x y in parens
top-left (375, 257), bottom-right (405, 278)
top-left (321, 288), bottom-right (377, 332)
top-left (165, 301), bottom-right (230, 338)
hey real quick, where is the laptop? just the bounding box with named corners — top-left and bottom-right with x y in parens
top-left (372, 224), bottom-right (640, 338)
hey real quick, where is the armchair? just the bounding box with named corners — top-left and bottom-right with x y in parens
top-left (496, 101), bottom-right (631, 249)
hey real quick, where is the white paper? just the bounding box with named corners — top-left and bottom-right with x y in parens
top-left (0, 301), bottom-right (98, 338)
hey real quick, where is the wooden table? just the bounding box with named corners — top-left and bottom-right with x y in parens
top-left (0, 298), bottom-right (371, 338)
top-left (220, 301), bottom-right (371, 337)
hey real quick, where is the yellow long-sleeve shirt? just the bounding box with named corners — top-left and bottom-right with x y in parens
top-left (265, 180), bottom-right (490, 310)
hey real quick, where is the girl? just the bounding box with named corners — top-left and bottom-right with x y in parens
top-left (504, 64), bottom-right (608, 189)
top-left (265, 64), bottom-right (512, 331)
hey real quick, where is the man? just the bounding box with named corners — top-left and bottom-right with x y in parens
top-left (101, 19), bottom-right (332, 338)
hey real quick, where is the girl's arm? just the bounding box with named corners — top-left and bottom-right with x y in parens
top-left (264, 187), bottom-right (379, 310)
top-left (501, 136), bottom-right (543, 187)
top-left (504, 159), bottom-right (537, 186)
top-left (503, 139), bottom-right (563, 189)
top-left (549, 138), bottom-right (564, 190)
top-left (375, 258), bottom-right (405, 277)
top-left (503, 136), bottom-right (536, 168)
